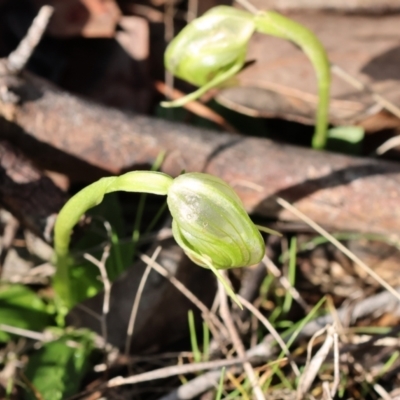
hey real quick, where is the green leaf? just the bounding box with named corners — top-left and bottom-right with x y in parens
top-left (327, 126), bottom-right (365, 154)
top-left (0, 285), bottom-right (53, 342)
top-left (23, 330), bottom-right (95, 400)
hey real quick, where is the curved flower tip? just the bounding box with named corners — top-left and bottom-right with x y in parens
top-left (167, 172), bottom-right (265, 270)
top-left (163, 6), bottom-right (255, 106)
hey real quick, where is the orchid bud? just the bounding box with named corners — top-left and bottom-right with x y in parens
top-left (167, 172), bottom-right (265, 270)
top-left (163, 6), bottom-right (255, 107)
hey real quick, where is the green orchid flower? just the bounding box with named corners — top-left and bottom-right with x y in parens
top-left (168, 173), bottom-right (264, 269)
top-left (163, 6), bottom-right (256, 108)
top-left (54, 171), bottom-right (265, 310)
top-left (163, 5), bottom-right (331, 149)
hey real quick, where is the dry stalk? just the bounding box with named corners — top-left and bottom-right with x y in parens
top-left (0, 6), bottom-right (53, 75)
top-left (375, 135), bottom-right (400, 156)
top-left (217, 272), bottom-right (265, 400)
top-left (107, 356), bottom-right (250, 387)
top-left (124, 246), bottom-right (162, 356)
top-left (297, 325), bottom-right (337, 400)
top-left (83, 243), bottom-right (112, 348)
top-left (0, 324), bottom-right (53, 342)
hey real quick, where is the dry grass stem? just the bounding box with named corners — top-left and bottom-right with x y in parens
top-left (297, 325), bottom-right (337, 400)
top-left (0, 324), bottom-right (51, 342)
top-left (305, 326), bottom-right (328, 367)
top-left (107, 356), bottom-right (250, 387)
top-left (125, 246), bottom-right (162, 356)
top-left (4, 6), bottom-right (54, 74)
top-left (375, 135), bottom-right (400, 155)
top-left (83, 242), bottom-right (112, 348)
top-left (331, 330), bottom-right (340, 397)
top-left (277, 197), bottom-right (400, 304)
top-left (237, 294), bottom-right (301, 377)
top-left (218, 272), bottom-right (265, 400)
top-left (322, 381), bottom-right (333, 400)
top-left (373, 382), bottom-right (393, 400)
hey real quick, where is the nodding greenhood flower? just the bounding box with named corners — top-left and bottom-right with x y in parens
top-left (167, 172), bottom-right (265, 270)
top-left (163, 6), bottom-right (255, 107)
top-left (54, 170), bottom-right (267, 310)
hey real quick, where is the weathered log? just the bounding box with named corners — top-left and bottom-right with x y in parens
top-left (1, 72), bottom-right (400, 235)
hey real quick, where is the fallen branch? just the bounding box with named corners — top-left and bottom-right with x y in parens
top-left (0, 72), bottom-right (400, 235)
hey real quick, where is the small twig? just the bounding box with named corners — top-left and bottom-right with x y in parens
top-left (2, 6), bottom-right (54, 75)
top-left (107, 356), bottom-right (250, 387)
top-left (125, 246), bottom-right (162, 356)
top-left (84, 243), bottom-right (112, 348)
top-left (237, 294), bottom-right (301, 377)
top-left (331, 330), bottom-right (340, 398)
top-left (218, 272), bottom-right (265, 400)
top-left (374, 135), bottom-right (400, 156)
top-left (322, 382), bottom-right (333, 400)
top-left (297, 325), bottom-right (336, 400)
top-left (373, 383), bottom-right (393, 400)
top-left (305, 326), bottom-right (328, 367)
top-left (277, 197), bottom-right (400, 304)
top-left (0, 324), bottom-right (52, 342)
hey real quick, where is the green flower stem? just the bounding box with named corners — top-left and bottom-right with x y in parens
top-left (54, 171), bottom-right (173, 310)
top-left (254, 11), bottom-right (331, 149)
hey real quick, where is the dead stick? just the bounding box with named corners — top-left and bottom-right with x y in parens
top-left (1, 72), bottom-right (400, 235)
